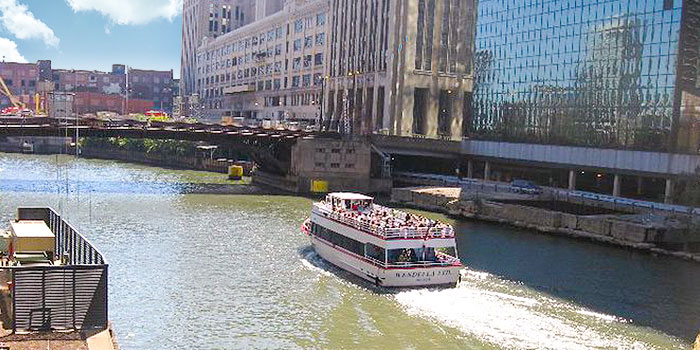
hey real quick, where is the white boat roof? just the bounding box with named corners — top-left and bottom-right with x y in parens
top-left (328, 192), bottom-right (374, 201)
top-left (10, 220), bottom-right (55, 238)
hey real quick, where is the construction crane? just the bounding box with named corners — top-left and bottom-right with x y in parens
top-left (0, 74), bottom-right (26, 110)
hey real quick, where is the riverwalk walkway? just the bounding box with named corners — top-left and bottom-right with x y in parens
top-left (394, 172), bottom-right (699, 216)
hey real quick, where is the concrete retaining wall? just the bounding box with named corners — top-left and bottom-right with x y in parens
top-left (391, 186), bottom-right (700, 260)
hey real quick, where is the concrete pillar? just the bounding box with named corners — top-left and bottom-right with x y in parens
top-left (636, 176), bottom-right (643, 196)
top-left (467, 160), bottom-right (474, 178)
top-left (665, 179), bottom-right (674, 204)
top-left (613, 174), bottom-right (621, 197)
top-left (451, 91), bottom-right (463, 139)
top-left (568, 170), bottom-right (577, 190)
top-left (484, 161), bottom-right (491, 181)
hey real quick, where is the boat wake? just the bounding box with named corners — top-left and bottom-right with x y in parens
top-left (394, 269), bottom-right (686, 350)
top-left (299, 247), bottom-right (335, 279)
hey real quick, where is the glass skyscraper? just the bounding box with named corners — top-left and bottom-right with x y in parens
top-left (470, 0), bottom-right (700, 153)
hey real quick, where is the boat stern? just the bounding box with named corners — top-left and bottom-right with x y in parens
top-left (381, 264), bottom-right (463, 288)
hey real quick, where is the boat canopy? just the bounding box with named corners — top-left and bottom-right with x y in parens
top-left (326, 192), bottom-right (374, 211)
top-left (328, 192), bottom-right (374, 201)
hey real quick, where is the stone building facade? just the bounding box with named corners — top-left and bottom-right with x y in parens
top-left (324, 0), bottom-right (477, 139)
top-left (181, 0), bottom-right (258, 96)
top-left (195, 0), bottom-right (329, 123)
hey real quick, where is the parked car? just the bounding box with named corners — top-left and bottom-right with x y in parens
top-left (510, 179), bottom-right (542, 194)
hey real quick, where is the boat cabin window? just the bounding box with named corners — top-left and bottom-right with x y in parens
top-left (387, 248), bottom-right (420, 263)
top-left (364, 243), bottom-right (385, 262)
top-left (310, 222), bottom-right (364, 257)
top-left (387, 246), bottom-right (457, 264)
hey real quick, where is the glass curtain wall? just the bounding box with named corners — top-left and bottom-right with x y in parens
top-left (471, 0), bottom-right (683, 152)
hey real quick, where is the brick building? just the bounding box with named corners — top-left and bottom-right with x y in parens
top-left (1, 60), bottom-right (174, 114)
top-left (128, 69), bottom-right (174, 112)
top-left (74, 92), bottom-right (153, 114)
top-left (0, 61), bottom-right (40, 108)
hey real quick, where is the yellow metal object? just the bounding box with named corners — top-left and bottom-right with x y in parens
top-left (34, 92), bottom-right (40, 114)
top-left (694, 331), bottom-right (699, 350)
top-left (228, 165), bottom-right (243, 180)
top-left (311, 180), bottom-right (329, 193)
top-left (0, 74), bottom-right (25, 109)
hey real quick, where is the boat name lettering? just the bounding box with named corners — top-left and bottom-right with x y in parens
top-left (395, 270), bottom-right (451, 278)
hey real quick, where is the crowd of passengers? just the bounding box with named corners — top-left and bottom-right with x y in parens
top-left (326, 200), bottom-right (451, 233)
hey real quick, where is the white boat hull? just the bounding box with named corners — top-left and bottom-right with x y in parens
top-left (309, 235), bottom-right (462, 288)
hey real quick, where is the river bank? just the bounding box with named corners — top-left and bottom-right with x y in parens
top-left (392, 186), bottom-right (700, 263)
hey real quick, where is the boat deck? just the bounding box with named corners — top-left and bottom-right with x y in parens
top-left (313, 201), bottom-right (454, 240)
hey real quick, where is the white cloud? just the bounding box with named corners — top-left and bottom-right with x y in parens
top-left (0, 37), bottom-right (27, 62)
top-left (0, 0), bottom-right (60, 47)
top-left (65, 0), bottom-right (182, 26)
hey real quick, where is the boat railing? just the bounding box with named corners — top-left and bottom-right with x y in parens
top-left (313, 204), bottom-right (454, 239)
top-left (364, 255), bottom-right (461, 268)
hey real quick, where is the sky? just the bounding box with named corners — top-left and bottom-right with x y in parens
top-left (0, 0), bottom-right (182, 78)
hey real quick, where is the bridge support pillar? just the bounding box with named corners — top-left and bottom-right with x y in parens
top-left (613, 174), bottom-right (621, 197)
top-left (466, 160), bottom-right (474, 178)
top-left (568, 170), bottom-right (577, 190)
top-left (665, 179), bottom-right (674, 204)
top-left (484, 161), bottom-right (491, 181)
top-left (636, 176), bottom-right (643, 196)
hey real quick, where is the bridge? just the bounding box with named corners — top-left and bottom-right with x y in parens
top-left (0, 116), bottom-right (338, 175)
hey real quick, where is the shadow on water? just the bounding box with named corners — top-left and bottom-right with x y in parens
top-left (452, 219), bottom-right (700, 342)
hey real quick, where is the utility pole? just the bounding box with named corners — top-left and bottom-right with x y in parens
top-left (74, 69), bottom-right (78, 157)
top-left (125, 66), bottom-right (129, 116)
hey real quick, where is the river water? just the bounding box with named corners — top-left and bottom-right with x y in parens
top-left (0, 153), bottom-right (697, 350)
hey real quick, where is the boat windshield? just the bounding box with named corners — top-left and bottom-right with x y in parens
top-left (386, 246), bottom-right (458, 265)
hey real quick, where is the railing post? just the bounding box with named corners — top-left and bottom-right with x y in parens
top-left (11, 270), bottom-right (16, 333)
top-left (103, 266), bottom-right (108, 328)
top-left (72, 267), bottom-right (76, 330)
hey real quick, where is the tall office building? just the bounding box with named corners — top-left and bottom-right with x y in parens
top-left (183, 0), bottom-right (477, 135)
top-left (325, 0), bottom-right (477, 138)
top-left (180, 0), bottom-right (256, 96)
top-left (470, 0), bottom-right (700, 154)
top-left (195, 0), bottom-right (329, 122)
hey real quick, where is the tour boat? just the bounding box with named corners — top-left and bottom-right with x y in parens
top-left (302, 192), bottom-right (463, 287)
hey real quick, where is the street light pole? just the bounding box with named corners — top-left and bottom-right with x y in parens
top-left (125, 66), bottom-right (129, 116)
top-left (73, 69), bottom-right (78, 157)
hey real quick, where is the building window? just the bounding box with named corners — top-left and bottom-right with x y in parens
top-left (330, 163), bottom-right (340, 168)
top-left (304, 36), bottom-right (313, 48)
top-left (415, 0), bottom-right (426, 70)
top-left (293, 39), bottom-right (302, 51)
top-left (424, 0), bottom-right (435, 71)
top-left (316, 33), bottom-right (326, 46)
top-left (294, 19), bottom-right (304, 33)
top-left (316, 148), bottom-right (325, 153)
top-left (316, 13), bottom-right (326, 26)
top-left (331, 148), bottom-right (341, 153)
top-left (345, 164), bottom-right (355, 169)
top-left (314, 53), bottom-right (324, 66)
top-left (315, 162), bottom-right (325, 168)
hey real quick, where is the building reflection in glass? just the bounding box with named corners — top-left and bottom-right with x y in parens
top-left (470, 0), bottom-right (695, 153)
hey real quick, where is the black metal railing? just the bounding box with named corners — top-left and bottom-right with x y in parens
top-left (7, 207), bottom-right (108, 332)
